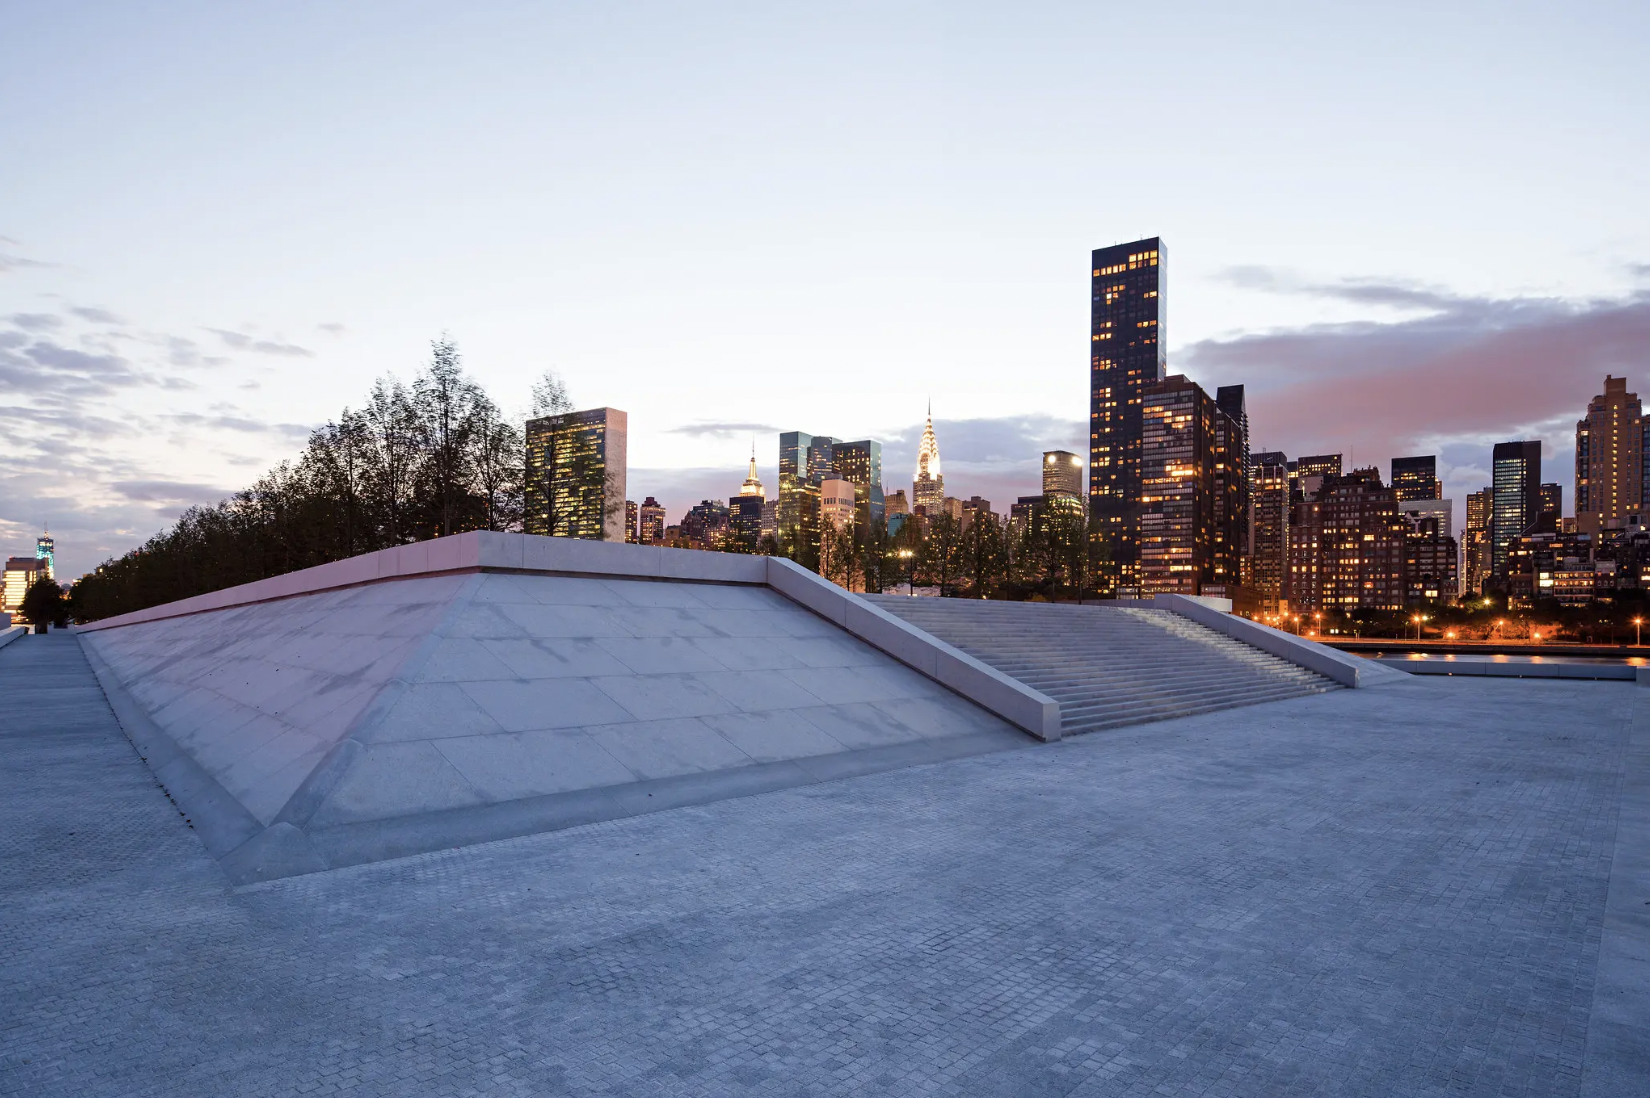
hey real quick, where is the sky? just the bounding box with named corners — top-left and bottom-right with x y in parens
top-left (3, 1), bottom-right (1648, 579)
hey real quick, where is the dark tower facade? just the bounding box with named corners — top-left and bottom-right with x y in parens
top-left (1491, 441), bottom-right (1542, 580)
top-left (1089, 238), bottom-right (1166, 592)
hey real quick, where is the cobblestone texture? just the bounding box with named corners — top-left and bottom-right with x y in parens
top-left (0, 632), bottom-right (1637, 1096)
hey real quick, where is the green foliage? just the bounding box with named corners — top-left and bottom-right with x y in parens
top-left (72, 339), bottom-right (541, 623)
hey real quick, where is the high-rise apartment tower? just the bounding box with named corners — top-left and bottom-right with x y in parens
top-left (1491, 441), bottom-right (1542, 580)
top-left (1576, 375), bottom-right (1644, 537)
top-left (1089, 237), bottom-right (1166, 592)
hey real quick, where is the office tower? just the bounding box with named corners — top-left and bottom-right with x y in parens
top-left (1539, 483), bottom-right (1562, 532)
top-left (1294, 453), bottom-right (1342, 502)
top-left (1042, 451), bottom-right (1083, 498)
top-left (1399, 498), bottom-right (1452, 540)
top-left (833, 439), bottom-right (885, 528)
top-left (1464, 487), bottom-right (1492, 597)
top-left (778, 432), bottom-right (827, 551)
top-left (728, 447), bottom-right (767, 550)
top-left (1138, 375), bottom-right (1216, 596)
top-left (2, 557), bottom-right (47, 618)
top-left (1491, 441), bottom-right (1542, 580)
top-left (885, 489), bottom-right (909, 518)
top-left (638, 497), bottom-right (665, 544)
top-left (1576, 375), bottom-right (1644, 536)
top-left (1247, 452), bottom-right (1290, 613)
top-left (820, 479), bottom-right (856, 530)
top-left (912, 409), bottom-right (944, 514)
top-left (1287, 469), bottom-right (1409, 610)
top-left (1090, 237), bottom-right (1167, 592)
top-left (739, 444), bottom-right (766, 501)
top-left (729, 495), bottom-right (764, 551)
top-left (624, 501), bottom-right (638, 543)
top-left (760, 499), bottom-right (777, 540)
top-left (35, 530), bottom-right (53, 580)
top-left (1212, 385), bottom-right (1249, 586)
top-left (524, 407), bottom-right (628, 541)
top-left (1390, 456), bottom-right (1442, 502)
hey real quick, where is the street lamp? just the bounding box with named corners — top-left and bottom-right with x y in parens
top-left (1636, 617), bottom-right (1643, 646)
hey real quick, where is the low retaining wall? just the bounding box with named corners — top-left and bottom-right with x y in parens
top-left (1382, 658), bottom-right (1637, 682)
top-left (0, 625), bottom-right (24, 652)
top-left (766, 559), bottom-right (1061, 741)
top-left (1153, 594), bottom-right (1408, 689)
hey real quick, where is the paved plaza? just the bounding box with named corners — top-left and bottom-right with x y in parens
top-left (2, 632), bottom-right (1646, 1096)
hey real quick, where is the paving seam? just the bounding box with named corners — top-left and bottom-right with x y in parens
top-left (1580, 685), bottom-right (1650, 1095)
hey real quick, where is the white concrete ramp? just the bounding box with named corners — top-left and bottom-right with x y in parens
top-left (80, 548), bottom-right (1031, 883)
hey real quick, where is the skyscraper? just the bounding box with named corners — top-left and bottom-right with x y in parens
top-left (1247, 452), bottom-right (1290, 613)
top-left (778, 431), bottom-right (827, 551)
top-left (1491, 441), bottom-right (1542, 580)
top-left (35, 530), bottom-right (54, 580)
top-left (833, 439), bottom-right (885, 528)
top-left (1390, 455), bottom-right (1441, 502)
top-left (1090, 237), bottom-right (1166, 592)
top-left (1138, 375), bottom-right (1216, 596)
top-left (1576, 375), bottom-right (1643, 537)
top-left (624, 500), bottom-right (638, 543)
top-left (912, 409), bottom-right (944, 514)
top-left (1294, 454), bottom-right (1342, 502)
top-left (638, 497), bottom-right (665, 544)
top-left (1042, 450), bottom-right (1083, 498)
top-left (1212, 385), bottom-right (1249, 586)
top-left (524, 407), bottom-right (628, 542)
top-left (1539, 483), bottom-right (1562, 531)
top-left (1464, 487), bottom-right (1492, 596)
top-left (729, 444), bottom-right (767, 550)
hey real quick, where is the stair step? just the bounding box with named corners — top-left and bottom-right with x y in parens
top-left (863, 595), bottom-right (1340, 736)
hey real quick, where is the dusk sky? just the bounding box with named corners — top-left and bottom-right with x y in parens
top-left (4, 1), bottom-right (1648, 578)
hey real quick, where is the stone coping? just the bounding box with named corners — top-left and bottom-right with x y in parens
top-left (75, 533), bottom-right (1059, 741)
top-left (1153, 593), bottom-right (1408, 689)
top-left (77, 532), bottom-right (768, 632)
top-left (0, 625), bottom-right (25, 651)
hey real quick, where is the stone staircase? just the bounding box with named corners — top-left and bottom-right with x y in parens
top-left (862, 596), bottom-right (1339, 736)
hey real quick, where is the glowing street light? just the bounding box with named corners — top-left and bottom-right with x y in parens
top-left (1636, 617), bottom-right (1643, 646)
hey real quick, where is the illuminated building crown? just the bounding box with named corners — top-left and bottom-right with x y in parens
top-left (740, 441), bottom-right (766, 500)
top-left (916, 405), bottom-right (941, 482)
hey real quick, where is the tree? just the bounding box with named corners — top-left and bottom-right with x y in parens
top-left (920, 512), bottom-right (965, 596)
top-left (959, 512), bottom-right (1009, 597)
top-left (469, 395), bottom-right (524, 532)
top-left (412, 337), bottom-right (482, 538)
top-left (19, 576), bottom-right (65, 629)
top-left (363, 376), bottom-right (419, 546)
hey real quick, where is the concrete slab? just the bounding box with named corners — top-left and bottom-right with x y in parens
top-left (79, 567), bottom-right (1032, 882)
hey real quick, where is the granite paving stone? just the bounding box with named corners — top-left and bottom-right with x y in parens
top-left (3, 632), bottom-right (1643, 1097)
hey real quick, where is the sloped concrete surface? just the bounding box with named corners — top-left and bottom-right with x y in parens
top-left (80, 573), bottom-right (1028, 881)
top-left (3, 633), bottom-right (1645, 1097)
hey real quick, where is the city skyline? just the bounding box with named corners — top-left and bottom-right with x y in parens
top-left (4, 4), bottom-right (1649, 578)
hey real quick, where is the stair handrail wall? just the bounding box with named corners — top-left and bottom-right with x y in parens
top-left (1152, 594), bottom-right (1405, 689)
top-left (763, 559), bottom-right (1062, 742)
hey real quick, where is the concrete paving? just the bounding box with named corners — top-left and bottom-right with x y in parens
top-left (2, 631), bottom-right (1646, 1097)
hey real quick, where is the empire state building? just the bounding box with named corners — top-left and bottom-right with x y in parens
top-left (913, 407), bottom-right (944, 514)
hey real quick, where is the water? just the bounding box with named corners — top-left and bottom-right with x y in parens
top-left (1363, 651), bottom-right (1647, 667)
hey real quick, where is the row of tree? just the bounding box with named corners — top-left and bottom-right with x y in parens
top-left (813, 503), bottom-right (1105, 600)
top-left (71, 339), bottom-right (572, 622)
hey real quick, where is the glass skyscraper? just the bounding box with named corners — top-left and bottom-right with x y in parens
top-left (1491, 441), bottom-right (1542, 580)
top-left (1090, 237), bottom-right (1166, 593)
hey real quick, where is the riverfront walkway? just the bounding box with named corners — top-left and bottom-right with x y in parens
top-left (1, 631), bottom-right (1646, 1096)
